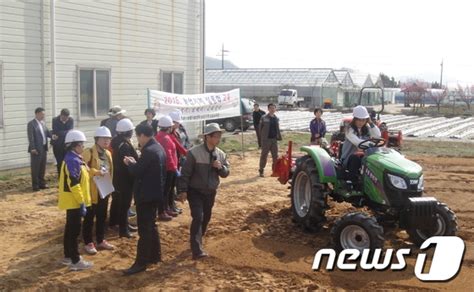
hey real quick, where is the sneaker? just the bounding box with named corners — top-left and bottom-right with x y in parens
top-left (158, 213), bottom-right (173, 221)
top-left (192, 252), bottom-right (209, 260)
top-left (60, 257), bottom-right (72, 266)
top-left (128, 224), bottom-right (138, 232)
top-left (61, 256), bottom-right (82, 266)
top-left (96, 240), bottom-right (115, 250)
top-left (84, 243), bottom-right (98, 255)
top-left (69, 259), bottom-right (93, 271)
top-left (259, 171), bottom-right (264, 177)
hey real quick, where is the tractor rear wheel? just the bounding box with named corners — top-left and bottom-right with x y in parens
top-left (407, 203), bottom-right (457, 246)
top-left (331, 212), bottom-right (384, 252)
top-left (291, 156), bottom-right (326, 232)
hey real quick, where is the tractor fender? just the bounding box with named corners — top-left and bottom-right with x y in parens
top-left (300, 146), bottom-right (337, 184)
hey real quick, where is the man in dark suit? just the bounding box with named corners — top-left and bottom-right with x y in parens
top-left (123, 124), bottom-right (167, 275)
top-left (252, 103), bottom-right (266, 149)
top-left (51, 108), bottom-right (74, 174)
top-left (27, 107), bottom-right (52, 191)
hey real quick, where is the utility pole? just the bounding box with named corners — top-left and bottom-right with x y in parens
top-left (440, 59), bottom-right (444, 88)
top-left (217, 43), bottom-right (229, 69)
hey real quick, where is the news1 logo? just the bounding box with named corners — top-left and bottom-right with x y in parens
top-left (312, 236), bottom-right (465, 282)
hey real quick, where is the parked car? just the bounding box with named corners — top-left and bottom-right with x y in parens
top-left (207, 98), bottom-right (254, 132)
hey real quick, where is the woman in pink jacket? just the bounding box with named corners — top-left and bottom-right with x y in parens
top-left (155, 116), bottom-right (180, 221)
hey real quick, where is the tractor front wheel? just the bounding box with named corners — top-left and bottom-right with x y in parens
top-left (407, 203), bottom-right (457, 246)
top-left (331, 212), bottom-right (384, 252)
top-left (291, 156), bottom-right (326, 232)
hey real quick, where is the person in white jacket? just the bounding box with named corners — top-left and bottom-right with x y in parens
top-left (340, 105), bottom-right (381, 188)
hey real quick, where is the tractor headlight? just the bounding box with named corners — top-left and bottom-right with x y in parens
top-left (417, 175), bottom-right (424, 191)
top-left (387, 174), bottom-right (408, 190)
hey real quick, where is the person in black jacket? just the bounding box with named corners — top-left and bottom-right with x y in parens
top-left (139, 108), bottom-right (159, 136)
top-left (123, 124), bottom-right (167, 275)
top-left (252, 103), bottom-right (266, 149)
top-left (51, 108), bottom-right (74, 174)
top-left (110, 118), bottom-right (138, 238)
top-left (27, 107), bottom-right (52, 191)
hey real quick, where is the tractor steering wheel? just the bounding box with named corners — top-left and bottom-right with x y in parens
top-left (358, 138), bottom-right (386, 150)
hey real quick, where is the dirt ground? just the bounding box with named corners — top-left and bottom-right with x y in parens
top-left (0, 151), bottom-right (473, 290)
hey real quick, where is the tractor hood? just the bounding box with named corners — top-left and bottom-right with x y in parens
top-left (366, 148), bottom-right (422, 178)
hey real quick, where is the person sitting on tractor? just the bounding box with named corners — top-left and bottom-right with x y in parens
top-left (340, 105), bottom-right (381, 189)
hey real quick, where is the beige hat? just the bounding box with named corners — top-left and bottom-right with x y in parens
top-left (202, 123), bottom-right (224, 136)
top-left (108, 105), bottom-right (126, 116)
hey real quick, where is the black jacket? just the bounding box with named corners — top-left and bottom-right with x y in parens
top-left (253, 109), bottom-right (266, 128)
top-left (139, 119), bottom-right (159, 136)
top-left (51, 116), bottom-right (74, 147)
top-left (111, 135), bottom-right (138, 192)
top-left (128, 138), bottom-right (167, 204)
top-left (27, 119), bottom-right (51, 152)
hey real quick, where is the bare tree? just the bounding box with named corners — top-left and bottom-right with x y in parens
top-left (401, 80), bottom-right (428, 113)
top-left (428, 88), bottom-right (447, 112)
top-left (457, 84), bottom-right (473, 111)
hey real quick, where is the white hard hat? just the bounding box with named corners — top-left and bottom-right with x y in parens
top-left (94, 126), bottom-right (112, 138)
top-left (158, 116), bottom-right (173, 128)
top-left (353, 105), bottom-right (370, 119)
top-left (65, 130), bottom-right (87, 144)
top-left (116, 118), bottom-right (134, 132)
top-left (169, 110), bottom-right (183, 124)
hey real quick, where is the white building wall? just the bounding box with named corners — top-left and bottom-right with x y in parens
top-left (0, 1), bottom-right (46, 170)
top-left (0, 0), bottom-right (203, 170)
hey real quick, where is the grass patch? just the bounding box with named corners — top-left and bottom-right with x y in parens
top-left (219, 131), bottom-right (312, 154)
top-left (0, 173), bottom-right (14, 181)
top-left (402, 139), bottom-right (474, 157)
top-left (219, 131), bottom-right (474, 158)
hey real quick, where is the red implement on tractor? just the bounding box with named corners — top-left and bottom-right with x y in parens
top-left (271, 141), bottom-right (294, 184)
top-left (329, 87), bottom-right (403, 159)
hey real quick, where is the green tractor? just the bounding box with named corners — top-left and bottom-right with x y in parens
top-left (274, 139), bottom-right (457, 251)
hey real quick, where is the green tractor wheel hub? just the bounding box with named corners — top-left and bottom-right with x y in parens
top-left (340, 225), bottom-right (370, 250)
top-left (294, 171), bottom-right (312, 217)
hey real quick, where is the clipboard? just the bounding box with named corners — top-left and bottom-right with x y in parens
top-left (93, 173), bottom-right (115, 199)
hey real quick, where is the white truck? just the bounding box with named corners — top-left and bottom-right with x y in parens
top-left (277, 89), bottom-right (304, 107)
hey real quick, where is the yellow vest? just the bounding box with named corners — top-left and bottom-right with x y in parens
top-left (82, 145), bottom-right (113, 204)
top-left (58, 156), bottom-right (92, 210)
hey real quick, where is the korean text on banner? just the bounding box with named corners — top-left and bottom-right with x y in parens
top-left (148, 89), bottom-right (241, 121)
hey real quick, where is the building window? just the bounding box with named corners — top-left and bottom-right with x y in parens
top-left (78, 67), bottom-right (111, 118)
top-left (162, 71), bottom-right (184, 94)
top-left (0, 61), bottom-right (3, 128)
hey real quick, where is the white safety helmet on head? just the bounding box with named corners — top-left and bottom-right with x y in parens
top-left (353, 105), bottom-right (370, 119)
top-left (65, 130), bottom-right (87, 144)
top-left (158, 116), bottom-right (173, 128)
top-left (169, 110), bottom-right (183, 124)
top-left (116, 118), bottom-right (134, 132)
top-left (94, 126), bottom-right (112, 138)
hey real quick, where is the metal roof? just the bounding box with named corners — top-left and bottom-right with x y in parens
top-left (333, 70), bottom-right (354, 87)
top-left (206, 68), bottom-right (340, 86)
top-left (350, 73), bottom-right (374, 87)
